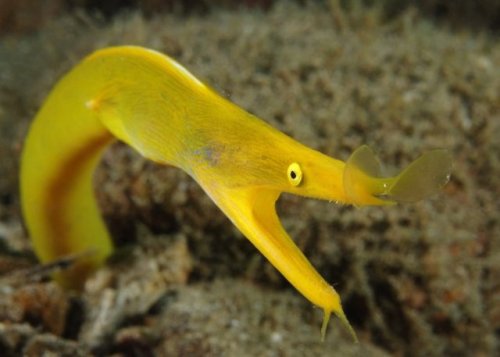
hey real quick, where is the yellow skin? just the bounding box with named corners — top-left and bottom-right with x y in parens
top-left (20, 46), bottom-right (452, 341)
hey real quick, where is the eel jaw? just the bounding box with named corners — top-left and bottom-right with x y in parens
top-left (195, 175), bottom-right (357, 341)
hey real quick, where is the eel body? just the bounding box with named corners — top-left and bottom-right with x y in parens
top-left (21, 46), bottom-right (452, 341)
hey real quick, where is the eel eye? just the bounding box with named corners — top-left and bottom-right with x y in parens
top-left (287, 162), bottom-right (303, 186)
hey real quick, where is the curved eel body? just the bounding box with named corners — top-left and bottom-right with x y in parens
top-left (20, 46), bottom-right (452, 341)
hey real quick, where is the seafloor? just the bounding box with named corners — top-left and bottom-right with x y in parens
top-left (0, 2), bottom-right (498, 356)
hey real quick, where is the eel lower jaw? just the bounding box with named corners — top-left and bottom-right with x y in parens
top-left (195, 176), bottom-right (356, 340)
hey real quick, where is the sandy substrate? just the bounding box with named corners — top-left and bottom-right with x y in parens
top-left (0, 2), bottom-right (498, 356)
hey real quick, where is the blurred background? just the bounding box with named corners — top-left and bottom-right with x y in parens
top-left (1, 0), bottom-right (500, 35)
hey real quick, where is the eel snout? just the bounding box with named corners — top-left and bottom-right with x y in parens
top-left (344, 145), bottom-right (452, 207)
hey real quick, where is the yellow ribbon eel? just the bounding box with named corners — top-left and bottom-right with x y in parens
top-left (20, 46), bottom-right (452, 341)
